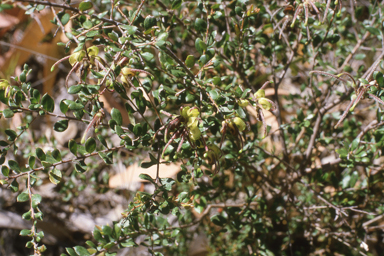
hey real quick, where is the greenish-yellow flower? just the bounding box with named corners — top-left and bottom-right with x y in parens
top-left (69, 50), bottom-right (86, 66)
top-left (233, 117), bottom-right (246, 132)
top-left (258, 98), bottom-right (272, 111)
top-left (254, 89), bottom-right (265, 99)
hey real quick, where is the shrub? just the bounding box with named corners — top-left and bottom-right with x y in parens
top-left (1, 0), bottom-right (384, 255)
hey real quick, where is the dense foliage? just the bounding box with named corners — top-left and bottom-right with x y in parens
top-left (1, 0), bottom-right (384, 255)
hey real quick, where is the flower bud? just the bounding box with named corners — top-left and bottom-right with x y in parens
top-left (106, 80), bottom-right (114, 89)
top-left (209, 144), bottom-right (221, 156)
top-left (189, 127), bottom-right (201, 141)
top-left (121, 75), bottom-right (128, 84)
top-left (187, 108), bottom-right (199, 118)
top-left (258, 98), bottom-right (272, 111)
top-left (87, 46), bottom-right (99, 57)
top-left (204, 151), bottom-right (215, 164)
top-left (69, 50), bottom-right (86, 66)
top-left (350, 94), bottom-right (358, 112)
top-left (233, 117), bottom-right (246, 132)
top-left (238, 99), bottom-right (249, 107)
top-left (254, 89), bottom-right (265, 99)
top-left (180, 106), bottom-right (190, 119)
top-left (187, 116), bottom-right (198, 128)
top-left (122, 67), bottom-right (136, 77)
top-left (0, 79), bottom-right (9, 90)
top-left (0, 79), bottom-right (11, 97)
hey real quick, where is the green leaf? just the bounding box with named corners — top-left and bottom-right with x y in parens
top-left (366, 26), bottom-right (381, 36)
top-left (98, 151), bottom-right (113, 164)
top-left (36, 148), bottom-right (46, 161)
top-left (350, 138), bottom-right (360, 151)
top-left (79, 1), bottom-right (93, 11)
top-left (41, 93), bottom-right (54, 112)
top-left (144, 16), bottom-right (157, 30)
top-left (8, 160), bottom-right (20, 173)
top-left (195, 18), bottom-right (207, 32)
top-left (28, 156), bottom-right (36, 168)
top-left (85, 241), bottom-right (96, 248)
top-left (171, 0), bottom-right (182, 9)
top-left (108, 31), bottom-right (119, 41)
top-left (85, 137), bottom-right (96, 153)
top-left (103, 242), bottom-right (115, 250)
top-left (52, 149), bottom-right (62, 162)
top-left (149, 152), bottom-right (158, 163)
top-left (10, 179), bottom-right (19, 192)
top-left (1, 166), bottom-right (9, 177)
top-left (19, 71), bottom-right (26, 83)
top-left (65, 248), bottom-right (78, 256)
top-left (22, 210), bottom-right (31, 220)
top-left (121, 239), bottom-right (137, 247)
top-left (68, 85), bottom-right (83, 94)
top-left (135, 98), bottom-right (146, 114)
top-left (86, 30), bottom-right (100, 37)
top-left (60, 100), bottom-right (69, 114)
top-left (209, 89), bottom-right (219, 100)
top-left (199, 40), bottom-right (207, 52)
top-left (171, 229), bottom-right (180, 238)
top-left (355, 53), bottom-right (366, 60)
top-left (75, 164), bottom-right (87, 173)
top-left (139, 173), bottom-right (155, 183)
top-left (53, 119), bottom-right (69, 132)
top-left (49, 168), bottom-right (62, 184)
top-left (185, 55), bottom-right (195, 68)
top-left (42, 161), bottom-right (52, 168)
top-left (211, 214), bottom-right (226, 226)
top-left (121, 25), bottom-right (138, 35)
top-left (358, 78), bottom-right (369, 85)
top-left (161, 178), bottom-right (175, 191)
top-left (17, 191), bottom-right (29, 202)
top-left (31, 194), bottom-right (42, 208)
top-left (60, 13), bottom-right (70, 25)
top-left (74, 246), bottom-right (91, 256)
top-left (102, 225), bottom-right (112, 236)
top-left (328, 34), bottom-right (340, 44)
top-left (68, 102), bottom-right (84, 110)
top-left (20, 229), bottom-right (32, 236)
top-left (114, 223), bottom-right (121, 239)
top-left (156, 32), bottom-right (168, 47)
top-left (374, 71), bottom-right (384, 87)
top-left (111, 108), bottom-right (123, 125)
top-left (5, 129), bottom-right (17, 141)
top-left (83, 20), bottom-right (93, 29)
top-left (195, 38), bottom-right (205, 54)
top-left (141, 52), bottom-right (154, 62)
top-left (141, 152), bottom-right (158, 168)
top-left (2, 108), bottom-right (14, 118)
top-left (97, 135), bottom-right (108, 148)
top-left (68, 140), bottom-right (78, 155)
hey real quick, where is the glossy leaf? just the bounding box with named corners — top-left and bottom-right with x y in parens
top-left (53, 120), bottom-right (69, 132)
top-left (49, 168), bottom-right (62, 185)
top-left (17, 191), bottom-right (29, 202)
top-left (85, 137), bottom-right (96, 153)
top-left (79, 1), bottom-right (93, 11)
top-left (68, 140), bottom-right (78, 155)
top-left (41, 93), bottom-right (54, 112)
top-left (111, 108), bottom-right (123, 125)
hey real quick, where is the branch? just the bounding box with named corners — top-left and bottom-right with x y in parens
top-left (6, 145), bottom-right (125, 180)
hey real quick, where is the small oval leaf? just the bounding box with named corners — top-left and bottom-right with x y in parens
top-left (85, 137), bottom-right (96, 153)
top-left (111, 108), bottom-right (123, 125)
top-left (53, 120), bottom-right (69, 132)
